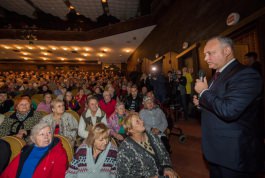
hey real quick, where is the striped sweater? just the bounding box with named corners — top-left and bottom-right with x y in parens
top-left (65, 142), bottom-right (117, 178)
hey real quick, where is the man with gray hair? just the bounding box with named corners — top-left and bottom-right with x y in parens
top-left (193, 36), bottom-right (263, 178)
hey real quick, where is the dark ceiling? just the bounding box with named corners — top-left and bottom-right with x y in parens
top-left (0, 0), bottom-right (156, 31)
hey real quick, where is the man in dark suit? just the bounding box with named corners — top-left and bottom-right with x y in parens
top-left (193, 36), bottom-right (263, 178)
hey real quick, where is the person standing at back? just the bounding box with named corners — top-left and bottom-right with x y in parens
top-left (244, 51), bottom-right (262, 75)
top-left (193, 36), bottom-right (263, 178)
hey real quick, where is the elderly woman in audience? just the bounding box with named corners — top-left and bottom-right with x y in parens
top-left (64, 91), bottom-right (80, 112)
top-left (0, 96), bottom-right (42, 141)
top-left (139, 96), bottom-right (171, 152)
top-left (41, 99), bottom-right (78, 146)
top-left (75, 88), bottom-right (87, 114)
top-left (78, 96), bottom-right (107, 139)
top-left (99, 90), bottom-right (116, 119)
top-left (1, 122), bottom-right (67, 178)
top-left (66, 123), bottom-right (117, 178)
top-left (108, 102), bottom-right (127, 143)
top-left (117, 113), bottom-right (178, 178)
top-left (36, 92), bottom-right (53, 114)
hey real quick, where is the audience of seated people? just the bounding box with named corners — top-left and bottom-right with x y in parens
top-left (0, 70), bottom-right (180, 177)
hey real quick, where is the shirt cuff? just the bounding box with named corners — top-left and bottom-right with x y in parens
top-left (199, 89), bottom-right (208, 98)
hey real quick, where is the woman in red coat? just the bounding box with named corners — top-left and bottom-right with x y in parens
top-left (1, 122), bottom-right (67, 178)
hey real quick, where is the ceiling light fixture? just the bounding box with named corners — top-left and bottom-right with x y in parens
top-left (15, 46), bottom-right (22, 50)
top-left (2, 45), bottom-right (11, 49)
top-left (22, 52), bottom-right (29, 55)
top-left (38, 46), bottom-right (46, 50)
top-left (27, 46), bottom-right (34, 50)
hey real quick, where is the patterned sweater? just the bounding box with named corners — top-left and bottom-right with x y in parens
top-left (41, 112), bottom-right (78, 146)
top-left (117, 132), bottom-right (172, 178)
top-left (0, 110), bottom-right (42, 140)
top-left (65, 142), bottom-right (117, 178)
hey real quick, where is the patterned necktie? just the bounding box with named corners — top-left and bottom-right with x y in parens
top-left (213, 72), bottom-right (220, 80)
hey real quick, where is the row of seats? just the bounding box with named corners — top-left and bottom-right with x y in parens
top-left (2, 134), bottom-right (74, 164)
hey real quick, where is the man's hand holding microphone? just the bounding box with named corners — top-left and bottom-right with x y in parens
top-left (193, 70), bottom-right (208, 108)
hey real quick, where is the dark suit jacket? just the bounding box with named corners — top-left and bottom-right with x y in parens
top-left (199, 60), bottom-right (263, 172)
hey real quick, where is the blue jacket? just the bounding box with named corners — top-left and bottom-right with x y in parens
top-left (199, 60), bottom-right (263, 172)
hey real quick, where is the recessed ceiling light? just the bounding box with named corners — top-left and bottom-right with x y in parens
top-left (77, 58), bottom-right (83, 61)
top-left (22, 52), bottom-right (30, 55)
top-left (27, 46), bottom-right (34, 50)
top-left (84, 47), bottom-right (92, 51)
top-left (38, 46), bottom-right (46, 50)
top-left (51, 47), bottom-right (57, 50)
top-left (43, 52), bottom-right (48, 56)
top-left (15, 46), bottom-right (22, 50)
top-left (2, 45), bottom-right (11, 49)
top-left (61, 58), bottom-right (65, 61)
top-left (42, 57), bottom-right (48, 60)
top-left (73, 47), bottom-right (79, 51)
top-left (123, 48), bottom-right (132, 53)
top-left (23, 57), bottom-right (29, 60)
top-left (62, 47), bottom-right (68, 51)
top-left (82, 53), bottom-right (89, 57)
top-left (97, 53), bottom-right (104, 57)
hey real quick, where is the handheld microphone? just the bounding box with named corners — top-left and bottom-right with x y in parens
top-left (196, 69), bottom-right (205, 109)
top-left (198, 69), bottom-right (205, 82)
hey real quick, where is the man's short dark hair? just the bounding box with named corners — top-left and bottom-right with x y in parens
top-left (245, 52), bottom-right (258, 59)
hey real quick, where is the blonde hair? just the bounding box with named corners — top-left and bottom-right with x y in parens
top-left (50, 99), bottom-right (64, 109)
top-left (86, 123), bottom-right (109, 147)
top-left (122, 112), bottom-right (139, 136)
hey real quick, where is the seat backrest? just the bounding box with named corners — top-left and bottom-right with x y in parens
top-left (38, 110), bottom-right (49, 117)
top-left (3, 111), bottom-right (15, 118)
top-left (31, 94), bottom-right (44, 102)
top-left (54, 134), bottom-right (74, 163)
top-left (1, 136), bottom-right (26, 163)
top-left (65, 110), bottom-right (80, 123)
